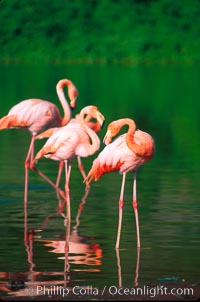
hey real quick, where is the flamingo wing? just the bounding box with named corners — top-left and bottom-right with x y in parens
top-left (0, 99), bottom-right (62, 134)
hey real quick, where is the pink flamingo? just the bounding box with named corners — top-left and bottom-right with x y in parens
top-left (0, 79), bottom-right (78, 202)
top-left (33, 106), bottom-right (105, 237)
top-left (36, 105), bottom-right (105, 189)
top-left (85, 118), bottom-right (155, 249)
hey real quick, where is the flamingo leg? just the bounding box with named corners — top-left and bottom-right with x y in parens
top-left (30, 162), bottom-right (66, 200)
top-left (64, 211), bottom-right (71, 274)
top-left (73, 185), bottom-right (90, 231)
top-left (24, 135), bottom-right (36, 204)
top-left (115, 172), bottom-right (126, 249)
top-left (55, 160), bottom-right (65, 200)
top-left (134, 247), bottom-right (141, 286)
top-left (54, 160), bottom-right (70, 217)
top-left (77, 156), bottom-right (90, 190)
top-left (77, 156), bottom-right (87, 181)
top-left (116, 249), bottom-right (122, 287)
top-left (24, 135), bottom-right (65, 202)
top-left (24, 190), bottom-right (28, 246)
top-left (63, 160), bottom-right (72, 273)
top-left (64, 160), bottom-right (72, 222)
top-left (132, 171), bottom-right (141, 248)
top-left (56, 160), bottom-right (65, 188)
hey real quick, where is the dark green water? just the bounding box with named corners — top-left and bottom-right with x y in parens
top-left (0, 63), bottom-right (199, 299)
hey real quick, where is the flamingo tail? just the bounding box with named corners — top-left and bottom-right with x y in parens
top-left (0, 115), bottom-right (18, 130)
top-left (86, 159), bottom-right (121, 185)
top-left (85, 160), bottom-right (103, 185)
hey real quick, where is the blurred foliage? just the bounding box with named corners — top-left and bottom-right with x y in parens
top-left (0, 0), bottom-right (200, 63)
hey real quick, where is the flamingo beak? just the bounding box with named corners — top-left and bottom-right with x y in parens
top-left (70, 98), bottom-right (77, 110)
top-left (96, 112), bottom-right (105, 129)
top-left (103, 130), bottom-right (112, 145)
top-left (69, 89), bottom-right (78, 109)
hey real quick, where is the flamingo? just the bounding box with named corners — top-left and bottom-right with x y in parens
top-left (36, 105), bottom-right (105, 189)
top-left (33, 106), bottom-right (105, 237)
top-left (85, 118), bottom-right (155, 249)
top-left (0, 78), bottom-right (79, 202)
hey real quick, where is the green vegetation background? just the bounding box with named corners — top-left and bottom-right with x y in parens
top-left (0, 0), bottom-right (200, 64)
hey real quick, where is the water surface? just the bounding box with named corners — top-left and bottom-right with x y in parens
top-left (0, 63), bottom-right (199, 299)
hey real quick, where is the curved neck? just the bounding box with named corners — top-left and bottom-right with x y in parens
top-left (109, 118), bottom-right (153, 158)
top-left (125, 120), bottom-right (154, 158)
top-left (81, 112), bottom-right (101, 133)
top-left (79, 116), bottom-right (101, 156)
top-left (85, 124), bottom-right (101, 156)
top-left (56, 79), bottom-right (73, 126)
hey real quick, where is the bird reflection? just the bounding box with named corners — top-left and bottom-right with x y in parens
top-left (41, 187), bottom-right (102, 268)
top-left (43, 229), bottom-right (102, 267)
top-left (42, 181), bottom-right (90, 227)
top-left (73, 185), bottom-right (90, 231)
top-left (24, 197), bottom-right (42, 283)
top-left (7, 187), bottom-right (101, 297)
top-left (116, 247), bottom-right (140, 287)
top-left (0, 191), bottom-right (142, 298)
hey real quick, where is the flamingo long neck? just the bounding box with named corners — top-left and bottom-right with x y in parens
top-left (80, 112), bottom-right (101, 133)
top-left (125, 119), bottom-right (154, 158)
top-left (56, 79), bottom-right (72, 126)
top-left (111, 118), bottom-right (152, 158)
top-left (82, 120), bottom-right (101, 156)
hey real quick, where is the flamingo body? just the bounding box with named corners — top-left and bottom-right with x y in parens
top-left (0, 99), bottom-right (64, 135)
top-left (0, 79), bottom-right (78, 135)
top-left (35, 105), bottom-right (105, 188)
top-left (35, 122), bottom-right (99, 162)
top-left (87, 130), bottom-right (154, 182)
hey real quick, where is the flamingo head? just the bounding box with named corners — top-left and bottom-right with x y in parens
top-left (56, 78), bottom-right (78, 110)
top-left (103, 120), bottom-right (122, 145)
top-left (103, 129), bottom-right (112, 145)
top-left (68, 84), bottom-right (79, 109)
top-left (79, 105), bottom-right (105, 130)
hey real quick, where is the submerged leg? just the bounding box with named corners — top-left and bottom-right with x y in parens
top-left (134, 247), bottom-right (141, 286)
top-left (115, 172), bottom-right (126, 249)
top-left (64, 210), bottom-right (71, 274)
top-left (64, 160), bottom-right (72, 222)
top-left (64, 160), bottom-right (72, 274)
top-left (116, 249), bottom-right (122, 287)
top-left (132, 171), bottom-right (140, 248)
